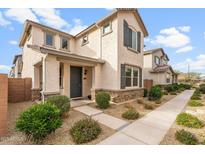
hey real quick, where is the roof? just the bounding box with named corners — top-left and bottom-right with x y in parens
top-left (13, 54), bottom-right (22, 64)
top-left (19, 8), bottom-right (148, 47)
top-left (75, 8), bottom-right (148, 38)
top-left (150, 65), bottom-right (176, 74)
top-left (144, 48), bottom-right (169, 61)
top-left (28, 45), bottom-right (105, 64)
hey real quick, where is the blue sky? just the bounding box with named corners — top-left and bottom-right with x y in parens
top-left (0, 8), bottom-right (205, 74)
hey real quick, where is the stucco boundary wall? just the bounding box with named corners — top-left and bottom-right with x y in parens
top-left (92, 88), bottom-right (144, 103)
top-left (0, 74), bottom-right (8, 136)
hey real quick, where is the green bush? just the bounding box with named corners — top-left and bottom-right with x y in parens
top-left (188, 100), bottom-right (203, 107)
top-left (191, 95), bottom-right (201, 100)
top-left (47, 95), bottom-right (70, 115)
top-left (122, 108), bottom-right (139, 120)
top-left (199, 84), bottom-right (205, 94)
top-left (70, 118), bottom-right (101, 144)
top-left (16, 103), bottom-right (62, 144)
top-left (95, 91), bottom-right (110, 109)
top-left (180, 83), bottom-right (192, 90)
top-left (175, 129), bottom-right (198, 145)
top-left (176, 113), bottom-right (203, 128)
top-left (148, 86), bottom-right (163, 101)
top-left (144, 89), bottom-right (148, 97)
top-left (144, 104), bottom-right (154, 110)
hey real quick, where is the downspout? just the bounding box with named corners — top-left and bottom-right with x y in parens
top-left (42, 53), bottom-right (48, 102)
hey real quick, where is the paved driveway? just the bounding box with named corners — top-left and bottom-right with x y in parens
top-left (99, 90), bottom-right (194, 145)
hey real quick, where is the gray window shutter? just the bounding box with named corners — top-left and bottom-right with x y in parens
top-left (121, 64), bottom-right (126, 89)
top-left (139, 67), bottom-right (142, 87)
top-left (137, 32), bottom-right (141, 52)
top-left (123, 20), bottom-right (129, 47)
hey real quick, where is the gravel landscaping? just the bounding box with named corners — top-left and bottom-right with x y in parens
top-left (0, 101), bottom-right (115, 145)
top-left (89, 94), bottom-right (176, 122)
top-left (160, 94), bottom-right (205, 145)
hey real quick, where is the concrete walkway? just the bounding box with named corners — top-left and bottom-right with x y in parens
top-left (99, 90), bottom-right (194, 145)
top-left (74, 106), bottom-right (129, 130)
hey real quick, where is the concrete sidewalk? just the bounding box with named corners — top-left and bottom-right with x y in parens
top-left (99, 90), bottom-right (194, 145)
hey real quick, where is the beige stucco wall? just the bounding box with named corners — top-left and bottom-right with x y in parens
top-left (117, 11), bottom-right (145, 89)
top-left (21, 33), bottom-right (45, 88)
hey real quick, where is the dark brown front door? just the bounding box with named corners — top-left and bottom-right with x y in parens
top-left (70, 66), bottom-right (82, 98)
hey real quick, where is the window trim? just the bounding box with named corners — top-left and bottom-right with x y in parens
top-left (154, 56), bottom-right (161, 65)
top-left (44, 31), bottom-right (55, 48)
top-left (60, 36), bottom-right (69, 51)
top-left (81, 34), bottom-right (89, 46)
top-left (125, 65), bottom-right (140, 88)
top-left (102, 21), bottom-right (112, 36)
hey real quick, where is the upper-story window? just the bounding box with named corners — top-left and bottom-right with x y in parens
top-left (102, 22), bottom-right (112, 35)
top-left (45, 32), bottom-right (54, 47)
top-left (60, 37), bottom-right (69, 51)
top-left (123, 20), bottom-right (141, 52)
top-left (154, 56), bottom-right (160, 65)
top-left (82, 35), bottom-right (88, 46)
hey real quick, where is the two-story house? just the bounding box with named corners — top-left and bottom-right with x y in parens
top-left (143, 48), bottom-right (178, 86)
top-left (10, 54), bottom-right (23, 78)
top-left (19, 8), bottom-right (148, 103)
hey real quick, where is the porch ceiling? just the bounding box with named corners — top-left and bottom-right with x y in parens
top-left (40, 46), bottom-right (105, 64)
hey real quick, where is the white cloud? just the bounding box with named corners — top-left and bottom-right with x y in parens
top-left (178, 26), bottom-right (191, 32)
top-left (176, 45), bottom-right (193, 53)
top-left (5, 8), bottom-right (39, 23)
top-left (0, 65), bottom-right (10, 71)
top-left (174, 54), bottom-right (205, 71)
top-left (9, 40), bottom-right (18, 45)
top-left (0, 11), bottom-right (11, 27)
top-left (151, 27), bottom-right (190, 48)
top-left (32, 8), bottom-right (70, 30)
top-left (69, 18), bottom-right (88, 35)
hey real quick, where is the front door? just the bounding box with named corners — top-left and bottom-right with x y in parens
top-left (70, 66), bottom-right (82, 98)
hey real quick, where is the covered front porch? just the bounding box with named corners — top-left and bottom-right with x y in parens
top-left (32, 47), bottom-right (105, 100)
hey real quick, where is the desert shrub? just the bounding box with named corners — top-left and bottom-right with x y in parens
top-left (16, 103), bottom-right (62, 144)
top-left (144, 89), bottom-right (148, 97)
top-left (176, 113), bottom-right (203, 128)
top-left (163, 91), bottom-right (168, 95)
top-left (202, 140), bottom-right (205, 145)
top-left (95, 91), bottom-right (110, 109)
top-left (191, 95), bottom-right (201, 100)
top-left (180, 83), bottom-right (192, 90)
top-left (175, 129), bottom-right (198, 145)
top-left (144, 103), bottom-right (154, 110)
top-left (122, 108), bottom-right (139, 120)
top-left (70, 118), bottom-right (101, 144)
top-left (199, 84), bottom-right (205, 94)
top-left (188, 100), bottom-right (203, 107)
top-left (148, 86), bottom-right (163, 101)
top-left (164, 84), bottom-right (175, 93)
top-left (47, 95), bottom-right (70, 115)
top-left (155, 100), bottom-right (161, 104)
top-left (170, 91), bottom-right (177, 95)
top-left (137, 98), bottom-right (144, 104)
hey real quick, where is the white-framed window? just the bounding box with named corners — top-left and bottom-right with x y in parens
top-left (82, 35), bottom-right (88, 45)
top-left (45, 32), bottom-right (54, 47)
top-left (60, 37), bottom-right (69, 51)
top-left (102, 22), bottom-right (112, 35)
top-left (125, 66), bottom-right (139, 87)
top-left (154, 56), bottom-right (160, 65)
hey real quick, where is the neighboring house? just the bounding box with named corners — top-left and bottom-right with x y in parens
top-left (143, 48), bottom-right (178, 85)
top-left (19, 8), bottom-right (149, 103)
top-left (10, 54), bottom-right (23, 78)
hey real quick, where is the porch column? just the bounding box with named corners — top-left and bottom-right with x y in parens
top-left (43, 55), bottom-right (60, 95)
top-left (91, 64), bottom-right (102, 100)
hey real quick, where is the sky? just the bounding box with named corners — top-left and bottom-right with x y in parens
top-left (0, 8), bottom-right (205, 75)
